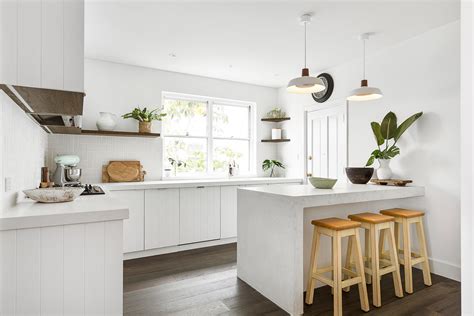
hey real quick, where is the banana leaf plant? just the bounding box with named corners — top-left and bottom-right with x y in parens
top-left (366, 111), bottom-right (423, 166)
top-left (262, 159), bottom-right (285, 177)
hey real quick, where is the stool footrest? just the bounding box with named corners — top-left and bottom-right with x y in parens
top-left (341, 276), bottom-right (362, 288)
top-left (314, 274), bottom-right (334, 287)
top-left (379, 265), bottom-right (397, 276)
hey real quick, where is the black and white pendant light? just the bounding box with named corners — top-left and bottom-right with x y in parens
top-left (347, 33), bottom-right (383, 101)
top-left (287, 14), bottom-right (325, 94)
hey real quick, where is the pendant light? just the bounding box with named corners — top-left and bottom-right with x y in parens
top-left (287, 14), bottom-right (325, 94)
top-left (347, 33), bottom-right (383, 101)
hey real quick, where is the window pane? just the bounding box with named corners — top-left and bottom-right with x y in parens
top-left (213, 104), bottom-right (249, 138)
top-left (212, 139), bottom-right (249, 173)
top-left (162, 99), bottom-right (207, 136)
top-left (164, 137), bottom-right (207, 175)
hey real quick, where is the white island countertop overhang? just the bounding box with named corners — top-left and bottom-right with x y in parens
top-left (237, 183), bottom-right (425, 315)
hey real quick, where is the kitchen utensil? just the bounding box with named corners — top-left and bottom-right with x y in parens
top-left (96, 112), bottom-right (117, 131)
top-left (102, 161), bottom-right (146, 182)
top-left (52, 155), bottom-right (81, 186)
top-left (23, 187), bottom-right (84, 203)
top-left (370, 179), bottom-right (413, 186)
top-left (308, 177), bottom-right (337, 189)
top-left (65, 167), bottom-right (82, 182)
top-left (345, 167), bottom-right (374, 184)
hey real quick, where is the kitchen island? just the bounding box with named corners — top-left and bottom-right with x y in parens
top-left (0, 194), bottom-right (129, 315)
top-left (237, 183), bottom-right (425, 315)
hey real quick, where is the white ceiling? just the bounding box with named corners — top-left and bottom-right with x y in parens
top-left (85, 1), bottom-right (459, 88)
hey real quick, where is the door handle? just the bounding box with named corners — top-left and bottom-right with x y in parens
top-left (196, 186), bottom-right (205, 189)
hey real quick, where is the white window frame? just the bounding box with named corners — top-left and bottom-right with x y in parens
top-left (162, 91), bottom-right (257, 179)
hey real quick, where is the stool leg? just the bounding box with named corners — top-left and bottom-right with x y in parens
top-left (394, 222), bottom-right (400, 259)
top-left (353, 230), bottom-right (370, 312)
top-left (402, 219), bottom-right (413, 294)
top-left (415, 219), bottom-right (432, 286)
top-left (388, 223), bottom-right (404, 298)
top-left (305, 228), bottom-right (321, 305)
top-left (333, 232), bottom-right (342, 316)
top-left (364, 229), bottom-right (372, 284)
top-left (370, 224), bottom-right (381, 307)
top-left (379, 228), bottom-right (386, 257)
top-left (343, 234), bottom-right (353, 292)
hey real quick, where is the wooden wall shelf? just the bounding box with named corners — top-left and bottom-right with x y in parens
top-left (261, 139), bottom-right (290, 143)
top-left (261, 117), bottom-right (291, 122)
top-left (81, 130), bottom-right (160, 138)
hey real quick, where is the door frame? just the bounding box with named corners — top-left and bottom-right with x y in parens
top-left (303, 99), bottom-right (348, 183)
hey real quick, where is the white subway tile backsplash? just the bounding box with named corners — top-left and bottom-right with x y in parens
top-left (47, 134), bottom-right (162, 183)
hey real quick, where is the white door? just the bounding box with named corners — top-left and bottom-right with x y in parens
top-left (144, 188), bottom-right (180, 250)
top-left (179, 186), bottom-right (221, 245)
top-left (306, 104), bottom-right (347, 180)
top-left (114, 190), bottom-right (145, 253)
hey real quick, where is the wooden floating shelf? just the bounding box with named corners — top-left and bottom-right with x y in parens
top-left (261, 139), bottom-right (290, 143)
top-left (261, 117), bottom-right (291, 122)
top-left (81, 130), bottom-right (161, 138)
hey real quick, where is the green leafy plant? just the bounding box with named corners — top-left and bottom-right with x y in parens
top-left (262, 159), bottom-right (285, 177)
top-left (366, 111), bottom-right (423, 166)
top-left (122, 107), bottom-right (166, 122)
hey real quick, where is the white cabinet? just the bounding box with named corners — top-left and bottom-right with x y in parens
top-left (144, 189), bottom-right (180, 250)
top-left (0, 0), bottom-right (84, 91)
top-left (179, 186), bottom-right (221, 245)
top-left (220, 186), bottom-right (239, 239)
top-left (115, 190), bottom-right (144, 253)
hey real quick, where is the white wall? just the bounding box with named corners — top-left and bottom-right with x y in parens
top-left (278, 21), bottom-right (460, 280)
top-left (48, 59), bottom-right (279, 182)
top-left (0, 91), bottom-right (48, 208)
top-left (460, 2), bottom-right (473, 313)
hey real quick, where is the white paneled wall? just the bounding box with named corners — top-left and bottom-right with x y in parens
top-left (0, 221), bottom-right (123, 316)
top-left (47, 134), bottom-right (162, 183)
top-left (1, 91), bottom-right (48, 207)
top-left (0, 0), bottom-right (84, 91)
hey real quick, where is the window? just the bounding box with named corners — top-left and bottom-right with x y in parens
top-left (162, 92), bottom-right (255, 177)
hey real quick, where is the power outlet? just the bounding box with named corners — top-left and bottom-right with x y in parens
top-left (5, 177), bottom-right (12, 192)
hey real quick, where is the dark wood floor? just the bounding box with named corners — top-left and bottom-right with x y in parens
top-left (123, 243), bottom-right (460, 315)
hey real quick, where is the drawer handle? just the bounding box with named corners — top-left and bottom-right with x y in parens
top-left (196, 186), bottom-right (205, 189)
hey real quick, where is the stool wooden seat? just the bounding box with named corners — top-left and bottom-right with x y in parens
top-left (380, 208), bottom-right (425, 219)
top-left (306, 218), bottom-right (369, 315)
top-left (347, 212), bottom-right (403, 307)
top-left (380, 208), bottom-right (431, 294)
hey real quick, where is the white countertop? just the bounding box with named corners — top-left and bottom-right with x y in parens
top-left (102, 177), bottom-right (302, 191)
top-left (0, 194), bottom-right (129, 231)
top-left (239, 183), bottom-right (425, 208)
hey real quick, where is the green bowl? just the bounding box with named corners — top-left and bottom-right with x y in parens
top-left (308, 177), bottom-right (338, 189)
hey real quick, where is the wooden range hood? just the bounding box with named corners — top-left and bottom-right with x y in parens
top-left (0, 84), bottom-right (85, 134)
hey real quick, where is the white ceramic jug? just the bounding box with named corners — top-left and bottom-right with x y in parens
top-left (96, 112), bottom-right (117, 131)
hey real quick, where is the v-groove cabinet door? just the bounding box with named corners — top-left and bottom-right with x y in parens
top-left (179, 187), bottom-right (221, 245)
top-left (116, 190), bottom-right (145, 253)
top-left (145, 189), bottom-right (180, 249)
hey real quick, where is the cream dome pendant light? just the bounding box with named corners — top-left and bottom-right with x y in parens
top-left (287, 14), bottom-right (325, 94)
top-left (347, 33), bottom-right (383, 101)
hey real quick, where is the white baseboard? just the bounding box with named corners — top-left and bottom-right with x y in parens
top-left (426, 257), bottom-right (461, 282)
top-left (124, 237), bottom-right (237, 260)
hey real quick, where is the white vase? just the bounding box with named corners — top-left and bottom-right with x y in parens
top-left (377, 159), bottom-right (392, 180)
top-left (96, 112), bottom-right (117, 131)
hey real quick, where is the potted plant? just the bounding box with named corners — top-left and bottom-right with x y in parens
top-left (262, 159), bottom-right (285, 177)
top-left (168, 158), bottom-right (186, 176)
top-left (122, 107), bottom-right (166, 133)
top-left (366, 111), bottom-right (423, 179)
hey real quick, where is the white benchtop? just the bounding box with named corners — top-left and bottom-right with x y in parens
top-left (239, 183), bottom-right (425, 208)
top-left (102, 177), bottom-right (302, 191)
top-left (0, 194), bottom-right (129, 231)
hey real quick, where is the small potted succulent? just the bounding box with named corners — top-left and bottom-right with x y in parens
top-left (262, 159), bottom-right (285, 177)
top-left (122, 107), bottom-right (166, 133)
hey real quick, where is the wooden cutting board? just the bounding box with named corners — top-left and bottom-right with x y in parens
top-left (102, 161), bottom-right (146, 182)
top-left (370, 179), bottom-right (413, 186)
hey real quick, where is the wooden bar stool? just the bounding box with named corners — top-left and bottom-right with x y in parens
top-left (347, 212), bottom-right (404, 307)
top-left (306, 217), bottom-right (369, 315)
top-left (380, 209), bottom-right (432, 294)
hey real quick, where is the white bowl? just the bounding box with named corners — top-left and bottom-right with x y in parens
top-left (23, 187), bottom-right (85, 203)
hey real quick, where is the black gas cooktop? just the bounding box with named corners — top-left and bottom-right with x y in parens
top-left (80, 184), bottom-right (105, 196)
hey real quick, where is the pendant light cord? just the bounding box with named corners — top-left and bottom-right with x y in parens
top-left (304, 21), bottom-right (307, 68)
top-left (362, 37), bottom-right (366, 79)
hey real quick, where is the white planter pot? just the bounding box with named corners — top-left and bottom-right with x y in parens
top-left (377, 159), bottom-right (392, 180)
top-left (96, 112), bottom-right (117, 131)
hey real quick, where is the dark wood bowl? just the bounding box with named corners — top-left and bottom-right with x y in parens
top-left (345, 167), bottom-right (374, 184)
